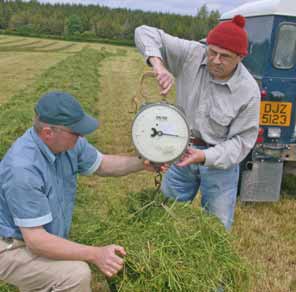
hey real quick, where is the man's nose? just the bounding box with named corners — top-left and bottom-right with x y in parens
top-left (212, 54), bottom-right (222, 64)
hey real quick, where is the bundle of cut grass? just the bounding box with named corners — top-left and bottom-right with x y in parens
top-left (94, 189), bottom-right (250, 292)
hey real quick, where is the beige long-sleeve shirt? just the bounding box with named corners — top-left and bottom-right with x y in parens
top-left (135, 25), bottom-right (260, 169)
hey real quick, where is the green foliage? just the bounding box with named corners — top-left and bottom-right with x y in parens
top-left (81, 30), bottom-right (96, 39)
top-left (0, 283), bottom-right (18, 292)
top-left (0, 1), bottom-right (220, 43)
top-left (66, 15), bottom-right (83, 35)
top-left (0, 30), bottom-right (135, 47)
top-left (281, 174), bottom-right (296, 195)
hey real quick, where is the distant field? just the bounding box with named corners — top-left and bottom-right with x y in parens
top-left (0, 52), bottom-right (68, 103)
top-left (0, 35), bottom-right (295, 292)
top-left (0, 35), bottom-right (120, 103)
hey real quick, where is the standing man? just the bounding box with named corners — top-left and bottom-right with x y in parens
top-left (0, 91), bottom-right (158, 292)
top-left (135, 15), bottom-right (260, 230)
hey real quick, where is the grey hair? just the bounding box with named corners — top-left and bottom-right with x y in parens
top-left (34, 115), bottom-right (73, 136)
top-left (33, 116), bottom-right (61, 134)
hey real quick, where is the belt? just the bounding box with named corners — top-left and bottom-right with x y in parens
top-left (190, 137), bottom-right (214, 147)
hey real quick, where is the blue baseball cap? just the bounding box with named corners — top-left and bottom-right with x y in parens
top-left (35, 91), bottom-right (99, 135)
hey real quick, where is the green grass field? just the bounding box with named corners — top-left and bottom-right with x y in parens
top-left (0, 35), bottom-right (295, 292)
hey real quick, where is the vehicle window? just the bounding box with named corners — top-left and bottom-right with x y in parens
top-left (243, 16), bottom-right (274, 77)
top-left (273, 23), bottom-right (296, 69)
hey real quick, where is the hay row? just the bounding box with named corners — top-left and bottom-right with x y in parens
top-left (91, 190), bottom-right (250, 292)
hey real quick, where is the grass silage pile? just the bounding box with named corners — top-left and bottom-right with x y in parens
top-left (94, 190), bottom-right (250, 292)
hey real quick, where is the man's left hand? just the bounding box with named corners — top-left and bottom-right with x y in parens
top-left (176, 148), bottom-right (205, 167)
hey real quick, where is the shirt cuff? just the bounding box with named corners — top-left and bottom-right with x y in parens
top-left (14, 213), bottom-right (52, 228)
top-left (81, 150), bottom-right (102, 176)
top-left (144, 48), bottom-right (163, 65)
top-left (203, 147), bottom-right (218, 167)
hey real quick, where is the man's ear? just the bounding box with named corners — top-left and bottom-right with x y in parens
top-left (39, 126), bottom-right (54, 142)
top-left (239, 55), bottom-right (244, 62)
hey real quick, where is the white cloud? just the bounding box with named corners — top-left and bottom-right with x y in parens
top-left (28, 0), bottom-right (260, 15)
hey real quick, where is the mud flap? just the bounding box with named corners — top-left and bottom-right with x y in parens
top-left (239, 160), bottom-right (283, 202)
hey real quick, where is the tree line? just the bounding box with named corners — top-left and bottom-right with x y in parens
top-left (0, 0), bottom-right (220, 45)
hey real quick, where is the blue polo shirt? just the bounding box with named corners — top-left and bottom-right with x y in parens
top-left (0, 128), bottom-right (102, 239)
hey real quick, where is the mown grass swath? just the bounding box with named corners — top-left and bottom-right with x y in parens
top-left (72, 189), bottom-right (250, 292)
top-left (0, 47), bottom-right (115, 158)
top-left (118, 191), bottom-right (250, 292)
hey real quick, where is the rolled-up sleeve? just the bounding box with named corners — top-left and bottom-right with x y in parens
top-left (4, 167), bottom-right (52, 227)
top-left (75, 137), bottom-right (103, 176)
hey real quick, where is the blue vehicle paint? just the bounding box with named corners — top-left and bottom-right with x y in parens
top-left (221, 0), bottom-right (296, 201)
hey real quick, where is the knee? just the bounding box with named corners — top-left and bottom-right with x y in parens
top-left (70, 261), bottom-right (92, 286)
top-left (55, 261), bottom-right (92, 291)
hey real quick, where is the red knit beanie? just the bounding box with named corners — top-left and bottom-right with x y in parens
top-left (207, 15), bottom-right (248, 56)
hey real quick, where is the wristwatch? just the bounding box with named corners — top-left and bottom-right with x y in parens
top-left (132, 102), bottom-right (190, 164)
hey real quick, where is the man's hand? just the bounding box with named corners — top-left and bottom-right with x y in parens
top-left (143, 160), bottom-right (169, 172)
top-left (149, 57), bottom-right (174, 96)
top-left (91, 245), bottom-right (126, 278)
top-left (20, 227), bottom-right (126, 278)
top-left (176, 148), bottom-right (206, 167)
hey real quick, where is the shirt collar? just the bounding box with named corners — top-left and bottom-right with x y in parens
top-left (201, 53), bottom-right (207, 66)
top-left (207, 62), bottom-right (242, 93)
top-left (225, 63), bottom-right (242, 93)
top-left (30, 128), bottom-right (56, 164)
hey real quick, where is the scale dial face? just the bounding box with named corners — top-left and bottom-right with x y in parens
top-left (132, 103), bottom-right (190, 163)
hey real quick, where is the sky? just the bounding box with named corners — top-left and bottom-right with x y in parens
top-left (30, 0), bottom-right (259, 16)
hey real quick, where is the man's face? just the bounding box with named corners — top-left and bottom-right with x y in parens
top-left (207, 45), bottom-right (243, 80)
top-left (41, 126), bottom-right (81, 153)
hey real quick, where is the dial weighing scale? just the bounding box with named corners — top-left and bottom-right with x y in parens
top-left (131, 72), bottom-right (190, 165)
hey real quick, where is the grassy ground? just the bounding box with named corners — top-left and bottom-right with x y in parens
top-left (233, 197), bottom-right (296, 292)
top-left (0, 51), bottom-right (67, 103)
top-left (0, 35), bottom-right (295, 291)
top-left (89, 45), bottom-right (296, 292)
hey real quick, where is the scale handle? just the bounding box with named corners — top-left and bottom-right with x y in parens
top-left (129, 71), bottom-right (168, 113)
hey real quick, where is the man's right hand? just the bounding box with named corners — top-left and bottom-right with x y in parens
top-left (91, 245), bottom-right (126, 278)
top-left (20, 227), bottom-right (126, 278)
top-left (149, 57), bottom-right (174, 96)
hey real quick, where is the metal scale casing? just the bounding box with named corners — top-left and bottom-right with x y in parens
top-left (131, 72), bottom-right (190, 164)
